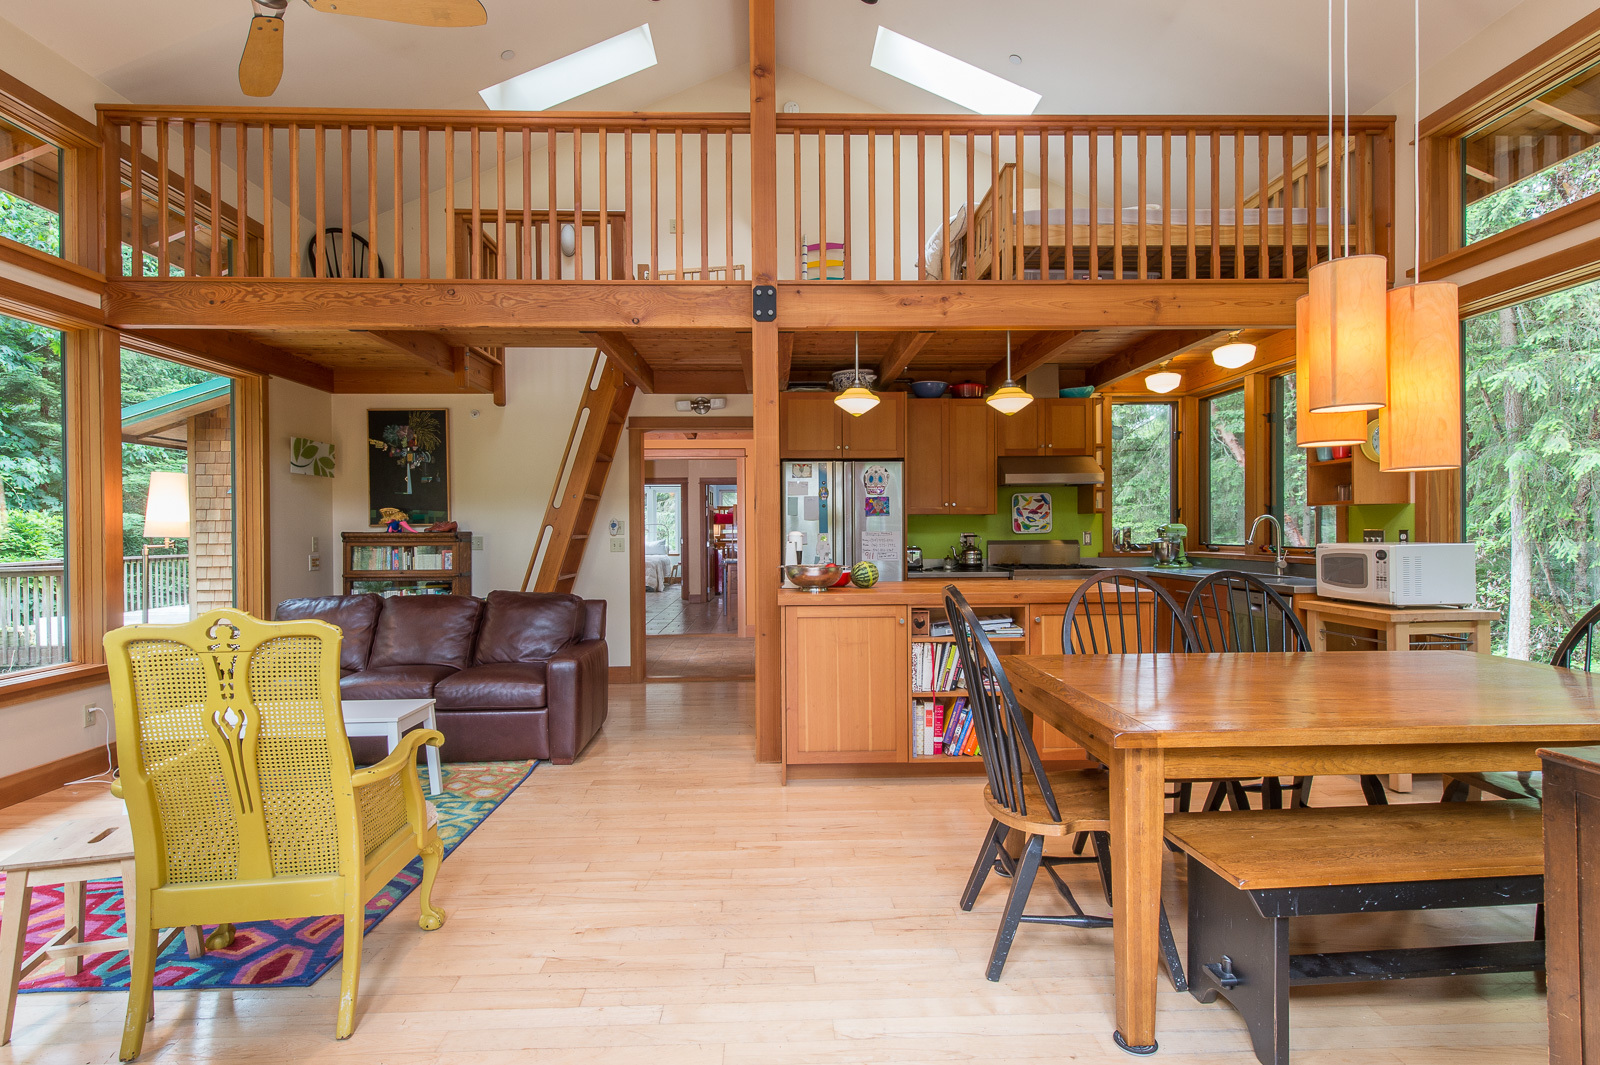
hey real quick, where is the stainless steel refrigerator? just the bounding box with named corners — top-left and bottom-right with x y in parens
top-left (782, 461), bottom-right (905, 582)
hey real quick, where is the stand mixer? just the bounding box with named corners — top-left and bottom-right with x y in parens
top-left (1151, 523), bottom-right (1190, 568)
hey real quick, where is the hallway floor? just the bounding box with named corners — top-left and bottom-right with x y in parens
top-left (644, 588), bottom-right (739, 636)
top-left (647, 635), bottom-right (755, 679)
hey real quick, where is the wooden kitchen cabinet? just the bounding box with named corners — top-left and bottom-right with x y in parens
top-left (906, 398), bottom-right (996, 514)
top-left (779, 391), bottom-right (905, 459)
top-left (1026, 605), bottom-right (1085, 760)
top-left (784, 604), bottom-right (910, 763)
top-left (996, 398), bottom-right (1092, 456)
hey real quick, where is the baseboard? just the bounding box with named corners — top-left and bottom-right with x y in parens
top-left (610, 665), bottom-right (645, 683)
top-left (0, 743), bottom-right (118, 810)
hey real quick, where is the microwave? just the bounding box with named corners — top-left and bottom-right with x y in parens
top-left (1315, 542), bottom-right (1477, 607)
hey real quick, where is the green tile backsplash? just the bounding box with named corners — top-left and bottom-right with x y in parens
top-left (905, 485), bottom-right (1101, 562)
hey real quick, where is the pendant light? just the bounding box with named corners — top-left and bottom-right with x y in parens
top-left (1295, 295), bottom-right (1367, 447)
top-left (834, 332), bottom-right (880, 417)
top-left (1306, 0), bottom-right (1387, 415)
top-left (1211, 331), bottom-right (1257, 370)
top-left (1380, 0), bottom-right (1461, 472)
top-left (1145, 364), bottom-right (1182, 394)
top-left (986, 331), bottom-right (1035, 415)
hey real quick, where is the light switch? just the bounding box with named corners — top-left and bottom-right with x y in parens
top-left (308, 553), bottom-right (321, 572)
top-left (1081, 531), bottom-right (1092, 546)
top-left (610, 538), bottom-right (625, 553)
top-left (472, 536), bottom-right (484, 550)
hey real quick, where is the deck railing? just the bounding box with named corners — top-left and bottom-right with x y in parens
top-left (97, 107), bottom-right (1392, 285)
top-left (0, 553), bottom-right (191, 676)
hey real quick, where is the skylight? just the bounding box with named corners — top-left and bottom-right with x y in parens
top-left (480, 25), bottom-right (658, 111)
top-left (870, 27), bottom-right (1041, 115)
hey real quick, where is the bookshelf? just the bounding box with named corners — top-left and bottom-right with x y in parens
top-left (909, 604), bottom-right (1028, 761)
top-left (341, 530), bottom-right (473, 596)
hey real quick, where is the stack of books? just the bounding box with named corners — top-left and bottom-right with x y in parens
top-left (911, 696), bottom-right (980, 757)
top-left (929, 614), bottom-right (1025, 640)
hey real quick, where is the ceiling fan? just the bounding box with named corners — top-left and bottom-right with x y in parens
top-left (240, 0), bottom-right (488, 97)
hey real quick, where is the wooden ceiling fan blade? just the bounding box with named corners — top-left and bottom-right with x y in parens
top-left (301, 0), bottom-right (486, 28)
top-left (239, 16), bottom-right (285, 97)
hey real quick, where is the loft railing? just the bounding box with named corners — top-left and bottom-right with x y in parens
top-left (778, 114), bottom-right (1395, 282)
top-left (96, 107), bottom-right (1393, 285)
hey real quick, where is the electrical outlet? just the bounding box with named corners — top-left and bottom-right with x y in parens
top-left (1399, 529), bottom-right (1411, 542)
top-left (83, 704), bottom-right (99, 729)
top-left (472, 535), bottom-right (484, 551)
top-left (308, 553), bottom-right (322, 572)
top-left (610, 538), bottom-right (625, 553)
top-left (1081, 531), bottom-right (1092, 546)
top-left (1363, 529), bottom-right (1384, 543)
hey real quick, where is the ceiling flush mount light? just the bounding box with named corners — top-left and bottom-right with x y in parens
top-left (1295, 296), bottom-right (1367, 447)
top-left (870, 27), bottom-right (1041, 115)
top-left (1211, 331), bottom-right (1257, 370)
top-left (835, 333), bottom-right (881, 417)
top-left (986, 331), bottom-right (1035, 416)
top-left (1145, 367), bottom-right (1182, 394)
top-left (480, 24), bottom-right (657, 111)
top-left (675, 396), bottom-right (727, 415)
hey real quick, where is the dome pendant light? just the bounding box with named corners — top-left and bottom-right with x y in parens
top-left (1211, 331), bottom-right (1257, 369)
top-left (834, 332), bottom-right (881, 417)
top-left (1380, 0), bottom-right (1461, 472)
top-left (986, 331), bottom-right (1035, 416)
top-left (1145, 364), bottom-right (1182, 394)
top-left (1306, 0), bottom-right (1387, 415)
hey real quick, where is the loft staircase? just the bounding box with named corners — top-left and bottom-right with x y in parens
top-left (521, 351), bottom-right (636, 594)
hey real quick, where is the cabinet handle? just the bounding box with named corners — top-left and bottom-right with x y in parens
top-left (844, 445), bottom-right (850, 450)
top-left (899, 617), bottom-right (905, 624)
top-left (1034, 616), bottom-right (1041, 623)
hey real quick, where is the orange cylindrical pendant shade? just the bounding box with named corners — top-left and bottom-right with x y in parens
top-left (1295, 296), bottom-right (1367, 447)
top-left (1381, 281), bottom-right (1462, 472)
top-left (1307, 254), bottom-right (1388, 413)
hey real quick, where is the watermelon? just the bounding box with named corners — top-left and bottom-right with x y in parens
top-left (851, 561), bottom-right (881, 588)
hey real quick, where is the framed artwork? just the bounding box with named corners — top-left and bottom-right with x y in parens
top-left (1011, 492), bottom-right (1052, 534)
top-left (289, 437), bottom-right (335, 477)
top-left (367, 408), bottom-right (449, 525)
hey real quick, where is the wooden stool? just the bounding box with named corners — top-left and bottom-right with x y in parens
top-left (0, 817), bottom-right (204, 1045)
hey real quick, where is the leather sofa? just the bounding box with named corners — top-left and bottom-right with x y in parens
top-left (274, 590), bottom-right (608, 764)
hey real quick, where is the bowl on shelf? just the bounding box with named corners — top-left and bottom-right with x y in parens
top-left (949, 381), bottom-right (983, 399)
top-left (785, 563), bottom-right (843, 593)
top-left (1059, 386), bottom-right (1094, 398)
top-left (831, 368), bottom-right (879, 392)
top-left (910, 380), bottom-right (948, 399)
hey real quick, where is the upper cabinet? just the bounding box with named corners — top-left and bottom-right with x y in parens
top-left (780, 392), bottom-right (906, 459)
top-left (906, 399), bottom-right (996, 514)
top-left (995, 398), bottom-right (1092, 456)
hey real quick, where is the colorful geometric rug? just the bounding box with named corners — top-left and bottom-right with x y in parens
top-left (6, 760), bottom-right (534, 993)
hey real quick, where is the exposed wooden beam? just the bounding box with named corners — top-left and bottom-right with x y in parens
top-left (0, 143), bottom-right (56, 174)
top-left (125, 328), bottom-right (334, 392)
top-left (365, 330), bottom-right (456, 373)
top-left (777, 331), bottom-right (794, 389)
top-left (581, 330), bottom-right (656, 393)
top-left (655, 370), bottom-right (749, 395)
top-left (1527, 98), bottom-right (1600, 135)
top-left (1088, 329), bottom-right (1227, 389)
top-left (740, 334), bottom-right (754, 393)
top-left (1464, 164), bottom-right (1499, 186)
top-left (1172, 329), bottom-right (1296, 395)
top-left (875, 331), bottom-right (935, 385)
top-left (331, 369), bottom-right (491, 395)
top-left (984, 330), bottom-right (1083, 391)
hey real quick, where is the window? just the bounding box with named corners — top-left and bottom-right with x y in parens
top-left (0, 311), bottom-right (66, 675)
top-left (1270, 373), bottom-right (1336, 548)
top-left (644, 483), bottom-right (682, 554)
top-left (1110, 402), bottom-right (1175, 543)
top-left (1465, 277), bottom-right (1600, 660)
top-left (1203, 388), bottom-right (1247, 546)
top-left (1462, 59), bottom-right (1600, 245)
top-left (0, 116), bottom-right (63, 258)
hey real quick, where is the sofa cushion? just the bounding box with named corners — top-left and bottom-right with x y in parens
top-left (368, 595), bottom-right (483, 670)
top-left (473, 591), bottom-right (584, 665)
top-left (434, 662), bottom-right (549, 710)
top-left (274, 594), bottom-right (382, 674)
top-left (340, 664), bottom-right (458, 701)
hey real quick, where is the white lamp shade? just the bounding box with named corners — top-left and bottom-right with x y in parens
top-left (986, 384), bottom-right (1035, 415)
top-left (1295, 296), bottom-right (1367, 447)
top-left (1306, 254), bottom-right (1388, 413)
top-left (1211, 340), bottom-right (1257, 369)
top-left (1145, 370), bottom-right (1182, 394)
top-left (1381, 281), bottom-right (1462, 472)
top-left (143, 470), bottom-right (191, 540)
top-left (834, 386), bottom-right (881, 417)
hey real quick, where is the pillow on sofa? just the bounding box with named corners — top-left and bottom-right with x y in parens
top-left (274, 593), bottom-right (382, 674)
top-left (473, 590), bottom-right (585, 665)
top-left (368, 594), bottom-right (483, 670)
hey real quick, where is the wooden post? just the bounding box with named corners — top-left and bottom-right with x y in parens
top-left (750, 0), bottom-right (782, 764)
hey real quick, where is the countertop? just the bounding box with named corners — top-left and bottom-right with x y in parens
top-left (779, 579), bottom-right (1091, 607)
top-left (1110, 563), bottom-right (1318, 594)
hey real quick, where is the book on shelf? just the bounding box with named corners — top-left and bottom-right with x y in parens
top-left (911, 643), bottom-right (966, 692)
top-left (928, 614), bottom-right (1024, 639)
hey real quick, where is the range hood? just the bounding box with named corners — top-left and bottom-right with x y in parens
top-left (996, 456), bottom-right (1105, 486)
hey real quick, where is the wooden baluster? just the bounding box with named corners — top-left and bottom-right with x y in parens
top-left (1258, 130), bottom-right (1270, 279)
top-left (368, 124), bottom-right (379, 279)
top-left (234, 122), bottom-right (246, 277)
top-left (1308, 131), bottom-right (1320, 269)
top-left (209, 121), bottom-right (222, 277)
top-left (1112, 128), bottom-right (1123, 279)
top-left (842, 131), bottom-right (851, 280)
top-left (1013, 128), bottom-right (1024, 280)
top-left (1088, 129), bottom-right (1099, 278)
top-left (1161, 130), bottom-right (1172, 281)
top-left (673, 127), bottom-right (683, 276)
top-left (598, 127), bottom-right (610, 280)
top-left (725, 130), bottom-right (734, 283)
top-left (1185, 130), bottom-right (1196, 280)
top-left (574, 126), bottom-right (585, 281)
top-left (867, 129), bottom-right (876, 280)
top-left (1331, 128), bottom-right (1345, 259)
top-left (341, 125), bottom-right (353, 279)
top-left (893, 129), bottom-right (902, 281)
top-left (496, 126), bottom-right (507, 280)
top-left (470, 126), bottom-right (481, 279)
top-left (916, 130), bottom-right (925, 280)
top-left (1357, 132), bottom-right (1372, 256)
top-left (547, 128), bottom-right (558, 280)
top-left (129, 121), bottom-right (144, 276)
top-left (986, 130), bottom-right (996, 279)
top-left (700, 128), bottom-right (710, 279)
top-left (288, 123), bottom-right (300, 278)
top-left (313, 125), bottom-right (327, 278)
top-left (444, 126), bottom-right (456, 279)
top-left (942, 130), bottom-right (951, 282)
top-left (1210, 130), bottom-right (1221, 280)
top-left (624, 128), bottom-right (634, 282)
top-left (418, 127), bottom-right (429, 278)
top-left (1064, 129), bottom-right (1075, 279)
top-left (391, 124), bottom-right (403, 279)
top-left (1136, 129), bottom-right (1147, 280)
top-left (103, 117), bottom-right (121, 277)
top-left (650, 128), bottom-right (659, 280)
top-left (818, 130), bottom-right (827, 280)
top-left (965, 131), bottom-right (975, 280)
top-left (1040, 128), bottom-right (1050, 279)
top-left (182, 120), bottom-right (196, 277)
top-left (1233, 133), bottom-right (1244, 279)
top-left (793, 130), bottom-right (802, 280)
top-left (156, 119), bottom-right (170, 276)
top-left (1282, 131), bottom-right (1294, 278)
top-left (523, 127), bottom-right (533, 279)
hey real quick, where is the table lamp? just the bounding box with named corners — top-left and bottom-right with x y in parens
top-left (141, 471), bottom-right (190, 621)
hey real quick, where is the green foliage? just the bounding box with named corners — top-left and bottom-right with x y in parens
top-left (1111, 403), bottom-right (1174, 542)
top-left (1466, 143), bottom-right (1600, 245)
top-left (1206, 389), bottom-right (1247, 545)
top-left (0, 509), bottom-right (63, 563)
top-left (0, 311), bottom-right (64, 552)
top-left (0, 190), bottom-right (61, 257)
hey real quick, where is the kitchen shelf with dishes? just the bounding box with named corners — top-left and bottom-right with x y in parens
top-left (1304, 432), bottom-right (1410, 508)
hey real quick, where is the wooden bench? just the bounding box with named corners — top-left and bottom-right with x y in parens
top-left (1164, 802), bottom-right (1546, 1065)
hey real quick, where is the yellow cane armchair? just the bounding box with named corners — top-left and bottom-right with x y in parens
top-left (104, 609), bottom-right (446, 1061)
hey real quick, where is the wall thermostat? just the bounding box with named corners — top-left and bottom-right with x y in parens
top-left (609, 519), bottom-right (625, 537)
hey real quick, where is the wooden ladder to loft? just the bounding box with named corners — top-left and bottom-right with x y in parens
top-left (521, 352), bottom-right (636, 594)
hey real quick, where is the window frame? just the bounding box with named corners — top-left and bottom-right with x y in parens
top-left (1199, 385), bottom-right (1249, 549)
top-left (1266, 369), bottom-right (1332, 555)
top-left (0, 68), bottom-right (101, 273)
top-left (1105, 398), bottom-right (1180, 547)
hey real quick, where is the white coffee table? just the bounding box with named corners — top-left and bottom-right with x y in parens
top-left (341, 699), bottom-right (443, 796)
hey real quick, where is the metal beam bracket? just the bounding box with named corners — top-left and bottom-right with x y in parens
top-left (752, 285), bottom-right (777, 322)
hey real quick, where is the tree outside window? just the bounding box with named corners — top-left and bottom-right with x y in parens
top-left (1204, 389), bottom-right (1247, 545)
top-left (1110, 403), bottom-right (1175, 543)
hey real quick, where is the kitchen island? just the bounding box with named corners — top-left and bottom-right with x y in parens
top-left (780, 579), bottom-right (1097, 778)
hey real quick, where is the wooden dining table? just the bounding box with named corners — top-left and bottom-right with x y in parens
top-left (1000, 649), bottom-right (1600, 1055)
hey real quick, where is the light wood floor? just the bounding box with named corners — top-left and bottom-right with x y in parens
top-left (647, 636), bottom-right (755, 679)
top-left (0, 680), bottom-right (1546, 1064)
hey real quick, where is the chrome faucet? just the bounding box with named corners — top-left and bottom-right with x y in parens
top-left (1248, 514), bottom-right (1288, 575)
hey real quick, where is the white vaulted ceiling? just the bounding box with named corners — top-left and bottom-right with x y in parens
top-left (0, 0), bottom-right (1529, 114)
